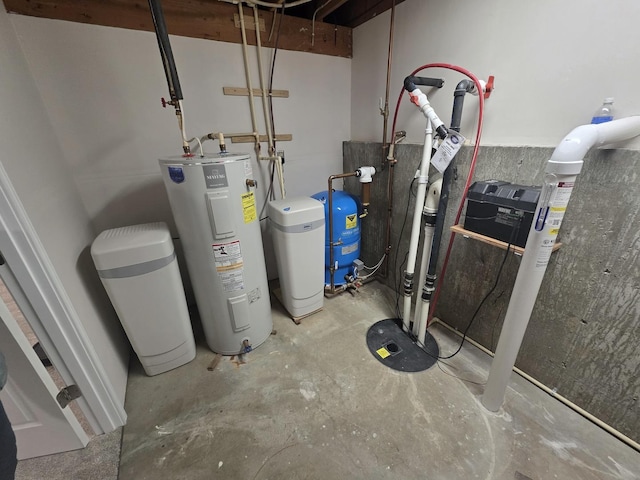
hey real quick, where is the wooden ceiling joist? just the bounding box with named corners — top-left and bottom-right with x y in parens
top-left (316, 0), bottom-right (351, 21)
top-left (3, 0), bottom-right (352, 58)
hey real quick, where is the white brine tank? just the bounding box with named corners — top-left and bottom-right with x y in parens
top-left (160, 153), bottom-right (273, 354)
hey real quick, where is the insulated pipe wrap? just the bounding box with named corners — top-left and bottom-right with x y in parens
top-left (148, 0), bottom-right (183, 100)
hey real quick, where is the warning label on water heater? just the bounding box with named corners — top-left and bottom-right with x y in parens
top-left (242, 192), bottom-right (257, 223)
top-left (212, 240), bottom-right (245, 292)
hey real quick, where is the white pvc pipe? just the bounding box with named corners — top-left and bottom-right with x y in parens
top-left (276, 155), bottom-right (285, 199)
top-left (402, 120), bottom-right (432, 331)
top-left (411, 223), bottom-right (430, 336)
top-left (412, 224), bottom-right (434, 335)
top-left (415, 178), bottom-right (442, 343)
top-left (434, 318), bottom-right (640, 453)
top-left (482, 116), bottom-right (640, 411)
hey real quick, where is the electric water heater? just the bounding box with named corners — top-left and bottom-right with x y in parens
top-left (159, 153), bottom-right (273, 354)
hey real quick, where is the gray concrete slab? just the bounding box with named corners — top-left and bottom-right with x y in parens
top-left (119, 282), bottom-right (640, 480)
top-left (344, 142), bottom-right (640, 441)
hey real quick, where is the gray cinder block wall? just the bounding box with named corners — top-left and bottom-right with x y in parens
top-left (343, 141), bottom-right (640, 442)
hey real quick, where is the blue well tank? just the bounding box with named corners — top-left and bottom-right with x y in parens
top-left (311, 190), bottom-right (360, 286)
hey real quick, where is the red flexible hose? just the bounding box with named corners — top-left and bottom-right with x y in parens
top-left (388, 63), bottom-right (485, 326)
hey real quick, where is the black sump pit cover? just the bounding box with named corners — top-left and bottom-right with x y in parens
top-left (366, 318), bottom-right (439, 372)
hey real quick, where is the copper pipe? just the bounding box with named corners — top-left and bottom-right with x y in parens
top-left (380, 0), bottom-right (397, 278)
top-left (381, 0), bottom-right (396, 151)
top-left (327, 172), bottom-right (358, 293)
top-left (381, 162), bottom-right (395, 278)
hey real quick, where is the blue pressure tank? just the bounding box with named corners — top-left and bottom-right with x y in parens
top-left (311, 190), bottom-right (360, 286)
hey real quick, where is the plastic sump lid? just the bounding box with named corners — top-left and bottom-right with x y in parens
top-left (467, 180), bottom-right (541, 212)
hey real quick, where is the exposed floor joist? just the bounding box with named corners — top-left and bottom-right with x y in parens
top-left (3, 0), bottom-right (352, 58)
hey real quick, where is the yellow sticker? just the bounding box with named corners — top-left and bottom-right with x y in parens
top-left (242, 192), bottom-right (257, 223)
top-left (550, 228), bottom-right (559, 235)
top-left (346, 214), bottom-right (357, 230)
top-left (550, 206), bottom-right (566, 212)
top-left (376, 347), bottom-right (390, 359)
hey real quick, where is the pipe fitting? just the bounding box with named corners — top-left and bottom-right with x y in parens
top-left (407, 87), bottom-right (448, 138)
top-left (357, 166), bottom-right (376, 183)
top-left (403, 273), bottom-right (414, 296)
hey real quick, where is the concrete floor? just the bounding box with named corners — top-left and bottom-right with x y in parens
top-left (15, 281), bottom-right (640, 479)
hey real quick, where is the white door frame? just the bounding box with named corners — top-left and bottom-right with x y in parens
top-left (1, 303), bottom-right (89, 458)
top-left (0, 161), bottom-right (126, 434)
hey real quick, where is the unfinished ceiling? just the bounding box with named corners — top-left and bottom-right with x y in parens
top-left (2, 0), bottom-right (406, 58)
top-left (267, 0), bottom-right (405, 28)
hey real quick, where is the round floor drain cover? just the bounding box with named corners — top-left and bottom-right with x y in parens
top-left (366, 318), bottom-right (439, 372)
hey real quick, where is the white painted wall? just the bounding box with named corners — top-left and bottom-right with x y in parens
top-left (0, 9), bottom-right (129, 402)
top-left (10, 15), bottom-right (351, 279)
top-left (352, 0), bottom-right (640, 149)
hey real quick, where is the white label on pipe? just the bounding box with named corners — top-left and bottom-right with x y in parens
top-left (535, 240), bottom-right (554, 269)
top-left (534, 182), bottom-right (573, 269)
top-left (431, 132), bottom-right (466, 173)
top-left (551, 181), bottom-right (574, 206)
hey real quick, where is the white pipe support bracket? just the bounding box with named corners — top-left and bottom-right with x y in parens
top-left (357, 166), bottom-right (376, 183)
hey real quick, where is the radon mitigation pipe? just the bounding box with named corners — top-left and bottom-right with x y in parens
top-left (434, 318), bottom-right (640, 453)
top-left (482, 116), bottom-right (640, 412)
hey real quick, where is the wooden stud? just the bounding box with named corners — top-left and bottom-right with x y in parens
top-left (223, 87), bottom-right (289, 98)
top-left (230, 134), bottom-right (292, 143)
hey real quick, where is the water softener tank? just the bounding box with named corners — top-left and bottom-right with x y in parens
top-left (159, 153), bottom-right (273, 355)
top-left (311, 190), bottom-right (360, 286)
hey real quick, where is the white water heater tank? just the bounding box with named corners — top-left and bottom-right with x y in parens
top-left (159, 153), bottom-right (272, 354)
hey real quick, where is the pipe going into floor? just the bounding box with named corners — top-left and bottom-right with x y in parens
top-left (433, 318), bottom-right (640, 453)
top-left (482, 116), bottom-right (640, 413)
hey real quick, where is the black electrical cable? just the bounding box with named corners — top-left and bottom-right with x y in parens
top-left (268, 3), bottom-right (285, 151)
top-left (436, 360), bottom-right (485, 386)
top-left (258, 160), bottom-right (277, 220)
top-left (423, 217), bottom-right (522, 360)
